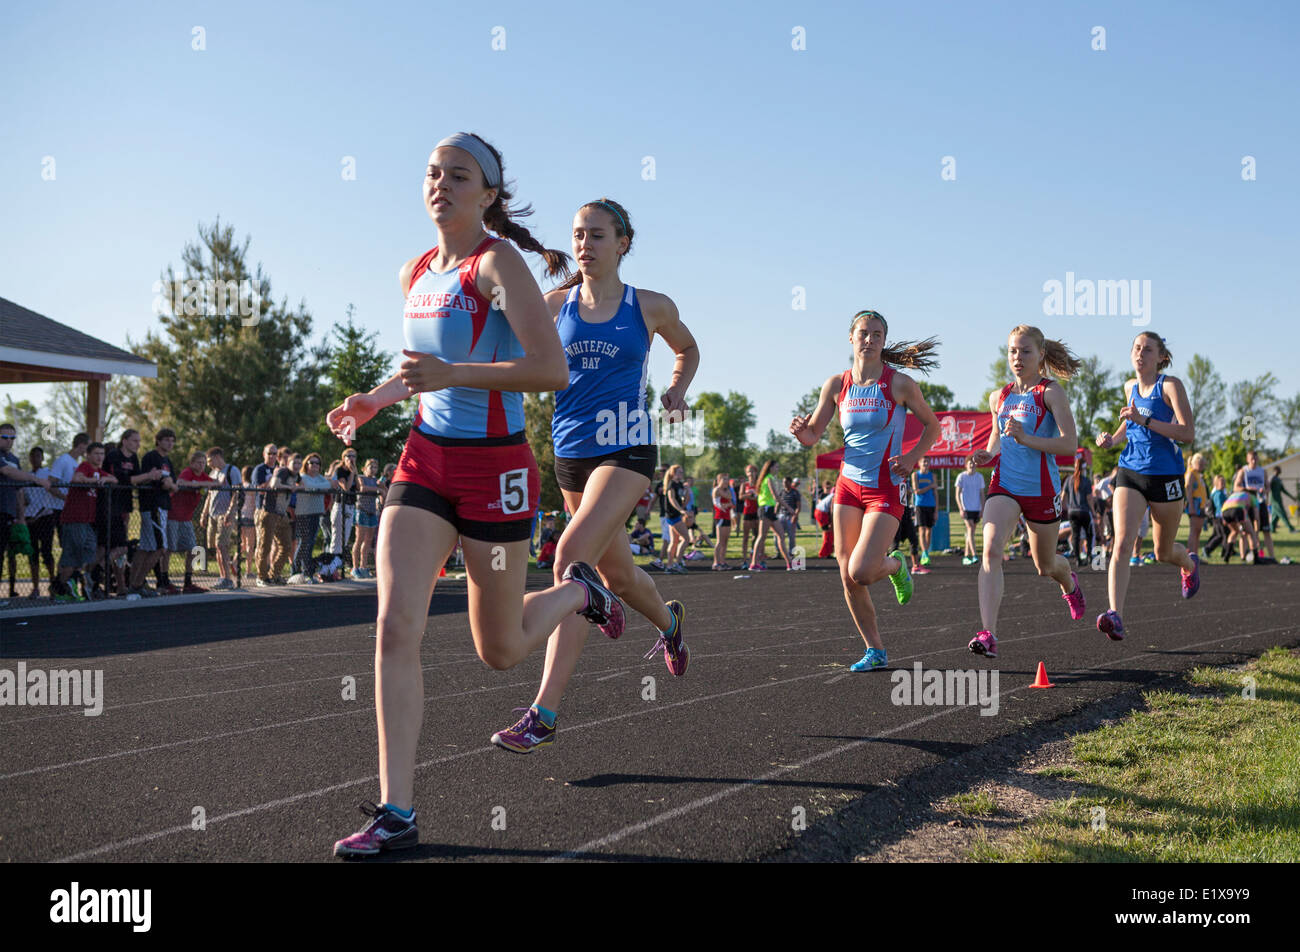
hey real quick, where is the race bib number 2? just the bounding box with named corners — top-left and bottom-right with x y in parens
top-left (500, 468), bottom-right (528, 515)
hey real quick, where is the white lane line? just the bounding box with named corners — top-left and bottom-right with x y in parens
top-left (546, 627), bottom-right (1295, 861)
top-left (824, 673), bottom-right (852, 684)
top-left (51, 622), bottom-right (1291, 863)
top-left (595, 671), bottom-right (629, 682)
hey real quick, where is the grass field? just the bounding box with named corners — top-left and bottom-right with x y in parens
top-left (969, 647), bottom-right (1300, 862)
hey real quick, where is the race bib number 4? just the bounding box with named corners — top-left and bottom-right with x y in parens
top-left (1165, 479), bottom-right (1181, 501)
top-left (500, 468), bottom-right (528, 515)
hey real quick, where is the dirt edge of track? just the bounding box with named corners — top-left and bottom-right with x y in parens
top-left (764, 645), bottom-right (1299, 863)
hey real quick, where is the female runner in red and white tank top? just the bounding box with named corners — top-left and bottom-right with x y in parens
top-left (325, 134), bottom-right (626, 858)
top-left (966, 326), bottom-right (1084, 660)
top-left (791, 310), bottom-right (942, 672)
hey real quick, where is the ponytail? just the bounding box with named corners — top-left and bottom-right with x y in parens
top-left (756, 458), bottom-right (775, 493)
top-left (881, 337), bottom-right (941, 372)
top-left (467, 134), bottom-right (572, 279)
top-left (1009, 325), bottom-right (1082, 380)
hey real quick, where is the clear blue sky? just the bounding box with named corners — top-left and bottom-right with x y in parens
top-left (3, 0), bottom-right (1297, 446)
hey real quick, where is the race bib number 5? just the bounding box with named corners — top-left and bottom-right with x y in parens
top-left (500, 468), bottom-right (528, 515)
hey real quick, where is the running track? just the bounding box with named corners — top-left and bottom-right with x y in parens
top-left (2, 558), bottom-right (1296, 862)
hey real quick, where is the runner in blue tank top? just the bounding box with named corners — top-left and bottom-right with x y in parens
top-left (490, 198), bottom-right (701, 755)
top-left (966, 326), bottom-right (1084, 660)
top-left (1094, 332), bottom-right (1200, 640)
top-left (326, 135), bottom-right (625, 857)
top-left (911, 458), bottom-right (937, 567)
top-left (791, 310), bottom-right (942, 672)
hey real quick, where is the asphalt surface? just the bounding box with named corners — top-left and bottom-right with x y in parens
top-left (2, 556), bottom-right (1297, 862)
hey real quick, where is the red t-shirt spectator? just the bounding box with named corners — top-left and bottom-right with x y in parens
top-left (63, 461), bottom-right (110, 524)
top-left (741, 481), bottom-right (759, 516)
top-left (170, 468), bottom-right (215, 522)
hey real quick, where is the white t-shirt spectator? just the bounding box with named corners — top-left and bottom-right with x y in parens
top-left (49, 452), bottom-right (78, 512)
top-left (956, 470), bottom-right (985, 513)
top-left (295, 474), bottom-right (333, 516)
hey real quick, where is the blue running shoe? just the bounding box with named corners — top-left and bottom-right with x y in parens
top-left (849, 648), bottom-right (888, 672)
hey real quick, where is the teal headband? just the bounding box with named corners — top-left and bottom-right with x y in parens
top-left (593, 200), bottom-right (627, 234)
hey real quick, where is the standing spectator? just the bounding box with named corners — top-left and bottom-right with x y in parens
top-left (1183, 453), bottom-right (1210, 557)
top-left (54, 442), bottom-right (116, 602)
top-left (911, 457), bottom-right (937, 566)
top-left (777, 476), bottom-right (801, 565)
top-left (1, 423), bottom-right (52, 594)
top-left (128, 429), bottom-right (178, 596)
top-left (536, 512), bottom-right (559, 569)
top-left (290, 453), bottom-right (331, 583)
top-left (955, 457), bottom-right (985, 566)
top-left (1059, 463), bottom-right (1094, 567)
top-left (320, 452), bottom-right (359, 580)
top-left (814, 486), bottom-right (834, 558)
top-left (256, 458), bottom-right (295, 586)
top-left (238, 465), bottom-right (257, 577)
top-left (105, 429), bottom-right (151, 595)
top-left (170, 450), bottom-right (215, 592)
top-left (46, 432), bottom-right (88, 598)
top-left (251, 443), bottom-right (279, 578)
top-left (711, 472), bottom-right (734, 570)
top-left (203, 448), bottom-right (241, 590)
top-left (1204, 473), bottom-right (1229, 559)
top-left (1270, 466), bottom-right (1296, 534)
top-left (23, 447), bottom-right (57, 598)
top-left (352, 458), bottom-right (381, 579)
top-left (739, 463), bottom-right (761, 565)
top-left (1237, 451), bottom-right (1275, 563)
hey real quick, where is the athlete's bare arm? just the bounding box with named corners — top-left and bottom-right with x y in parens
top-left (1097, 380), bottom-right (1133, 450)
top-left (891, 371), bottom-right (942, 475)
top-left (970, 389), bottom-right (1002, 466)
top-left (640, 290), bottom-right (698, 414)
top-left (791, 374), bottom-right (842, 446)
top-left (1151, 375), bottom-right (1194, 444)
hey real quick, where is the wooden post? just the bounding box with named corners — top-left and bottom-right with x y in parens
top-left (86, 379), bottom-right (107, 443)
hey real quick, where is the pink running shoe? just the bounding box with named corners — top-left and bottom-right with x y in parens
top-left (968, 630), bottom-right (997, 658)
top-left (1181, 554), bottom-right (1201, 599)
top-left (1062, 572), bottom-right (1085, 620)
top-left (333, 801), bottom-right (418, 858)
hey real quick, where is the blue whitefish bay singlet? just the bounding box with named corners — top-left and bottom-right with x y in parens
top-left (914, 471), bottom-right (936, 506)
top-left (993, 379), bottom-right (1061, 496)
top-left (1118, 374), bottom-right (1184, 475)
top-left (839, 366), bottom-right (906, 488)
top-left (402, 237), bottom-right (525, 439)
top-left (552, 284), bottom-right (652, 458)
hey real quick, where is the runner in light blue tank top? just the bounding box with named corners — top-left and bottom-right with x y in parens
top-left (490, 198), bottom-right (701, 757)
top-left (790, 309), bottom-right (942, 673)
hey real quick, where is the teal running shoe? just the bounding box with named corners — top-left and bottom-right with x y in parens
top-left (850, 648), bottom-right (888, 672)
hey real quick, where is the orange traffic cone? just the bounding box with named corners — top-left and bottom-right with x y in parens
top-left (1029, 662), bottom-right (1055, 688)
top-left (439, 565), bottom-right (447, 577)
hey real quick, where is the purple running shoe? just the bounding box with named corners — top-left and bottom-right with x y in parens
top-left (491, 707), bottom-right (556, 754)
top-left (643, 599), bottom-right (689, 676)
top-left (1180, 554), bottom-right (1201, 599)
top-left (1097, 609), bottom-right (1125, 641)
top-left (333, 801), bottom-right (418, 858)
top-left (968, 630), bottom-right (998, 658)
top-left (563, 561), bottom-right (625, 639)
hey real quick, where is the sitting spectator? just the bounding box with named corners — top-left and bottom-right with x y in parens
top-left (629, 517), bottom-right (654, 555)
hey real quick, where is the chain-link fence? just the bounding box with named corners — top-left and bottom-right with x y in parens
top-left (0, 481), bottom-right (386, 608)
